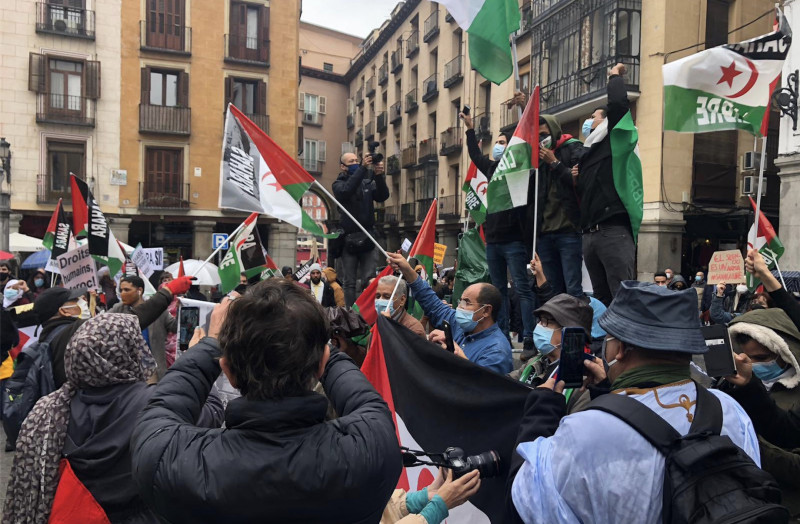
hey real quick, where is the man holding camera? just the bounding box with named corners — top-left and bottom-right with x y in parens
top-left (333, 147), bottom-right (389, 306)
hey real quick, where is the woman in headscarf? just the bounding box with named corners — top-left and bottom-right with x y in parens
top-left (3, 314), bottom-right (223, 524)
top-left (3, 279), bottom-right (34, 310)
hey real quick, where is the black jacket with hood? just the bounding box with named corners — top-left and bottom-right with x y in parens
top-left (575, 74), bottom-right (630, 230)
top-left (332, 165), bottom-right (390, 235)
top-left (130, 339), bottom-right (402, 524)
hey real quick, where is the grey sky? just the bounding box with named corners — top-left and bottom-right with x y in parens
top-left (301, 0), bottom-right (401, 39)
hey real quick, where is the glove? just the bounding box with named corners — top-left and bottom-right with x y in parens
top-left (164, 276), bottom-right (194, 296)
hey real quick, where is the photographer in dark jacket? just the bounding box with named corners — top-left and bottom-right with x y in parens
top-left (333, 151), bottom-right (390, 306)
top-left (460, 96), bottom-right (535, 351)
top-left (574, 63), bottom-right (636, 306)
top-left (131, 278), bottom-right (402, 524)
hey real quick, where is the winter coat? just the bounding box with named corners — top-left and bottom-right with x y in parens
top-left (710, 287), bottom-right (753, 325)
top-left (322, 267), bottom-right (346, 307)
top-left (465, 129), bottom-right (527, 244)
top-left (575, 74), bottom-right (630, 230)
top-left (310, 280), bottom-right (337, 308)
top-left (728, 309), bottom-right (800, 513)
top-left (332, 166), bottom-right (390, 234)
top-left (130, 339), bottom-right (403, 523)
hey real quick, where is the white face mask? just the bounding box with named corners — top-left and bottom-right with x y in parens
top-left (77, 297), bottom-right (91, 319)
top-left (736, 284), bottom-right (748, 294)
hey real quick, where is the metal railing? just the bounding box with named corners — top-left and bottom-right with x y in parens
top-left (439, 195), bottom-right (460, 219)
top-left (500, 100), bottom-right (520, 133)
top-left (417, 198), bottom-right (435, 221)
top-left (244, 113), bottom-right (269, 133)
top-left (445, 11), bottom-right (454, 23)
top-left (140, 19), bottom-right (191, 54)
top-left (224, 33), bottom-right (269, 64)
top-left (444, 55), bottom-right (463, 87)
top-left (406, 30), bottom-right (419, 57)
top-left (35, 2), bottom-right (95, 39)
top-left (401, 202), bottom-right (416, 221)
top-left (390, 101), bottom-right (402, 123)
top-left (402, 144), bottom-right (417, 167)
top-left (387, 154), bottom-right (400, 175)
top-left (418, 138), bottom-right (437, 163)
top-left (302, 158), bottom-right (322, 173)
top-left (377, 111), bottom-right (387, 132)
top-left (36, 94), bottom-right (95, 126)
top-left (37, 173), bottom-right (75, 204)
top-left (375, 207), bottom-right (386, 224)
top-left (365, 76), bottom-right (376, 97)
top-left (540, 58), bottom-right (640, 113)
top-left (302, 111), bottom-right (323, 126)
top-left (347, 113), bottom-right (355, 129)
top-left (356, 86), bottom-right (364, 106)
top-left (423, 10), bottom-right (439, 42)
top-left (139, 104), bottom-right (191, 135)
top-left (518, 3), bottom-right (534, 35)
top-left (355, 130), bottom-right (363, 148)
top-left (139, 181), bottom-right (190, 209)
top-left (391, 46), bottom-right (403, 73)
top-left (422, 73), bottom-right (438, 103)
top-left (405, 89), bottom-right (418, 113)
top-left (365, 121), bottom-right (375, 139)
top-left (378, 63), bottom-right (389, 85)
top-left (475, 112), bottom-right (492, 141)
top-left (440, 127), bottom-right (462, 155)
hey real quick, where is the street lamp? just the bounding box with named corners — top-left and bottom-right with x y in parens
top-left (0, 137), bottom-right (10, 183)
top-left (0, 137), bottom-right (10, 252)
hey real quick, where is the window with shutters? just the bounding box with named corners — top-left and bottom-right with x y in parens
top-left (140, 67), bottom-right (191, 135)
top-left (226, 1), bottom-right (270, 65)
top-left (298, 92), bottom-right (325, 126)
top-left (142, 147), bottom-right (188, 209)
top-left (302, 139), bottom-right (325, 173)
top-left (225, 76), bottom-right (268, 132)
top-left (143, 0), bottom-right (189, 53)
top-left (38, 140), bottom-right (85, 204)
top-left (30, 53), bottom-right (99, 126)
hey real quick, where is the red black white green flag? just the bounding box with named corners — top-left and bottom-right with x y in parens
top-left (747, 196), bottom-right (785, 290)
top-left (70, 175), bottom-right (125, 277)
top-left (43, 198), bottom-right (74, 274)
top-left (409, 198), bottom-right (437, 285)
top-left (218, 212), bottom-right (260, 293)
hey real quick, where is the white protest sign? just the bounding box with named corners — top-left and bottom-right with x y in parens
top-left (131, 244), bottom-right (155, 277)
top-left (56, 245), bottom-right (98, 291)
top-left (401, 238), bottom-right (412, 252)
top-left (142, 248), bottom-right (164, 270)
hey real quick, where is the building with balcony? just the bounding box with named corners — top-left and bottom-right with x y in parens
top-left (1, 0), bottom-right (122, 248)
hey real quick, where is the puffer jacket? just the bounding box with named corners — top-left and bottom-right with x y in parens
top-left (130, 339), bottom-right (402, 523)
top-left (727, 309), bottom-right (800, 514)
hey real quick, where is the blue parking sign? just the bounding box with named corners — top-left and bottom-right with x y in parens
top-left (212, 233), bottom-right (229, 250)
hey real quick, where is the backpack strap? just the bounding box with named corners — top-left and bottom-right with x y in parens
top-left (686, 381), bottom-right (723, 436)
top-left (588, 392), bottom-right (680, 455)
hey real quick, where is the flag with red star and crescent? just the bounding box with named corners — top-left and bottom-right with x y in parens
top-left (663, 7), bottom-right (792, 136)
top-left (220, 104), bottom-right (338, 238)
top-left (462, 162), bottom-right (488, 225)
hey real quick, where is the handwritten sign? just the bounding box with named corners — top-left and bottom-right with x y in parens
top-left (56, 245), bottom-right (98, 291)
top-left (433, 243), bottom-right (447, 265)
top-left (131, 244), bottom-right (155, 278)
top-left (707, 250), bottom-right (746, 285)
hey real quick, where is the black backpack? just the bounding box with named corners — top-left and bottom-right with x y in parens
top-left (588, 382), bottom-right (789, 524)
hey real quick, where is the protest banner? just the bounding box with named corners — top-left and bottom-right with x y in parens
top-left (707, 250), bottom-right (747, 285)
top-left (57, 245), bottom-right (98, 291)
top-left (142, 248), bottom-right (164, 270)
top-left (433, 243), bottom-right (447, 265)
top-left (131, 244), bottom-right (155, 277)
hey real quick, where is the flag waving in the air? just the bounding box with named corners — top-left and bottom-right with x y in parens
top-left (240, 226), bottom-right (269, 280)
top-left (220, 104), bottom-right (337, 238)
top-left (354, 265), bottom-right (395, 326)
top-left (486, 86), bottom-right (539, 214)
top-left (218, 213), bottom-right (260, 293)
top-left (463, 163), bottom-right (488, 225)
top-left (70, 175), bottom-right (126, 277)
top-left (746, 196), bottom-right (785, 290)
top-left (663, 7), bottom-right (792, 136)
top-left (43, 198), bottom-right (74, 274)
top-left (436, 0), bottom-right (521, 85)
top-left (409, 198), bottom-right (437, 285)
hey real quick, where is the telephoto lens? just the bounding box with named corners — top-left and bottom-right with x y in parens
top-left (444, 447), bottom-right (501, 479)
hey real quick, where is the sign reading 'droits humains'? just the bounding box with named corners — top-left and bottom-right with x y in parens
top-left (707, 250), bottom-right (747, 285)
top-left (57, 245), bottom-right (98, 291)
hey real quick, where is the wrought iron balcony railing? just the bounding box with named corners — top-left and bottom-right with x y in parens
top-left (35, 2), bottom-right (95, 40)
top-left (440, 127), bottom-right (462, 156)
top-left (402, 144), bottom-right (417, 168)
top-left (387, 154), bottom-right (400, 175)
top-left (423, 10), bottom-right (439, 42)
top-left (139, 181), bottom-right (190, 209)
top-left (224, 33), bottom-right (269, 65)
top-left (422, 74), bottom-right (438, 103)
top-left (391, 46), bottom-right (404, 73)
top-left (444, 56), bottom-right (463, 88)
top-left (37, 94), bottom-right (95, 127)
top-left (438, 195), bottom-right (460, 219)
top-left (401, 202), bottom-right (416, 221)
top-left (390, 101), bottom-right (402, 123)
top-left (406, 30), bottom-right (419, 57)
top-left (378, 63), bottom-right (389, 85)
top-left (405, 89), bottom-right (418, 113)
top-left (418, 138), bottom-right (437, 163)
top-left (377, 111), bottom-right (387, 133)
top-left (139, 104), bottom-right (191, 135)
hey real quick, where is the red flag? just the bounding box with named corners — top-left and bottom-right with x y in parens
top-left (178, 256), bottom-right (186, 278)
top-left (408, 199), bottom-right (438, 284)
top-left (353, 265), bottom-right (394, 326)
top-left (69, 174), bottom-right (90, 238)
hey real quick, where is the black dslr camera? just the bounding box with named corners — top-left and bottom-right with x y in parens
top-left (401, 446), bottom-right (501, 479)
top-left (367, 141), bottom-right (384, 164)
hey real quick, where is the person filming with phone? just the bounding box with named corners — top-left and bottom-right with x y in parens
top-left (386, 252), bottom-right (512, 374)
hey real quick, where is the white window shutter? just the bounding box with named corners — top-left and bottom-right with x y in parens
top-left (298, 91), bottom-right (304, 110)
top-left (319, 141), bottom-right (326, 161)
top-left (319, 96), bottom-right (327, 114)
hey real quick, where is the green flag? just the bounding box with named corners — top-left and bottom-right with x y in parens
top-left (610, 111), bottom-right (644, 241)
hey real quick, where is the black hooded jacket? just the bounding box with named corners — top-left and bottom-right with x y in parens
top-left (332, 165), bottom-right (390, 234)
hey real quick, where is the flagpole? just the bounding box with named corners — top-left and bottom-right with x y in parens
top-left (193, 219), bottom-right (248, 277)
top-left (773, 254), bottom-right (788, 290)
top-left (311, 180), bottom-right (389, 259)
top-left (750, 136), bottom-right (768, 249)
top-left (531, 168), bottom-right (539, 257)
top-left (510, 34), bottom-right (523, 120)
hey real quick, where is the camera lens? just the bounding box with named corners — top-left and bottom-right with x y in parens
top-left (466, 450), bottom-right (501, 479)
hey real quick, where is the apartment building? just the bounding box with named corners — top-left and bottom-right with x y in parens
top-left (1, 0), bottom-right (123, 244)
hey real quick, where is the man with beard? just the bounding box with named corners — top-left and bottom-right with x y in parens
top-left (308, 263), bottom-right (336, 308)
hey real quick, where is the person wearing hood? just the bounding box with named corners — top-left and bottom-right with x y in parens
top-left (308, 263), bottom-right (337, 308)
top-left (27, 268), bottom-right (49, 299)
top-left (573, 63), bottom-right (636, 307)
top-left (322, 266), bottom-right (345, 307)
top-left (667, 274), bottom-right (688, 291)
top-left (722, 308), bottom-right (800, 514)
top-left (710, 281), bottom-right (753, 325)
top-left (529, 115), bottom-right (586, 300)
top-left (3, 279), bottom-right (34, 310)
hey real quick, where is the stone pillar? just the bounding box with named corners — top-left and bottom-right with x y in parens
top-left (193, 220), bottom-right (217, 261)
top-left (267, 222), bottom-right (297, 270)
top-left (636, 204), bottom-right (685, 282)
top-left (441, 228), bottom-right (459, 268)
top-left (109, 217), bottom-right (132, 245)
top-left (9, 213), bottom-right (23, 236)
top-left (0, 192), bottom-right (10, 252)
top-left (775, 155), bottom-right (800, 269)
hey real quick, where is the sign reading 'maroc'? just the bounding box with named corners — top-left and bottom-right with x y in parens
top-left (56, 245), bottom-right (98, 291)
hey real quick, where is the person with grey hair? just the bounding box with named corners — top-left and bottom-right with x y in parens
top-left (375, 274), bottom-right (425, 338)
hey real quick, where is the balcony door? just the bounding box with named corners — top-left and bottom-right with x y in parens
top-left (146, 0), bottom-right (185, 51)
top-left (48, 59), bottom-right (83, 116)
top-left (46, 140), bottom-right (85, 202)
top-left (46, 0), bottom-right (86, 34)
top-left (229, 1), bottom-right (268, 62)
top-left (144, 148), bottom-right (183, 203)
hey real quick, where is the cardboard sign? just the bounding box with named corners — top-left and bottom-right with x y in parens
top-left (707, 250), bottom-right (747, 285)
top-left (56, 245), bottom-right (98, 291)
top-left (131, 244), bottom-right (154, 277)
top-left (433, 243), bottom-right (447, 265)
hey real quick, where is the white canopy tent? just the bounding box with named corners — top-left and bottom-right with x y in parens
top-left (10, 232), bottom-right (45, 252)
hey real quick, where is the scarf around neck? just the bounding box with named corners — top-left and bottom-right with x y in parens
top-left (611, 363), bottom-right (691, 391)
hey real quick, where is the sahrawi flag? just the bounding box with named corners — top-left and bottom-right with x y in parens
top-left (218, 212), bottom-right (260, 293)
top-left (363, 316), bottom-right (531, 523)
top-left (409, 198), bottom-right (437, 285)
top-left (663, 7), bottom-right (791, 136)
top-left (437, 0), bottom-right (520, 84)
top-left (43, 198), bottom-right (75, 274)
top-left (220, 104), bottom-right (337, 238)
top-left (463, 162), bottom-right (488, 225)
top-left (746, 196), bottom-right (785, 290)
top-left (486, 86), bottom-right (539, 214)
top-left (70, 175), bottom-right (126, 276)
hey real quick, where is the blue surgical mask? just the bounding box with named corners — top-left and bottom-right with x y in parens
top-left (695, 276), bottom-right (702, 283)
top-left (492, 144), bottom-right (505, 161)
top-left (582, 119), bottom-right (594, 137)
top-left (752, 360), bottom-right (787, 382)
top-left (375, 298), bottom-right (394, 315)
top-left (455, 305), bottom-right (485, 333)
top-left (346, 163), bottom-right (360, 175)
top-left (4, 289), bottom-right (20, 301)
top-left (34, 278), bottom-right (45, 288)
top-left (533, 324), bottom-right (558, 355)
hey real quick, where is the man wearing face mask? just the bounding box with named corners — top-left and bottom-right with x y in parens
top-left (333, 152), bottom-right (390, 306)
top-left (528, 115), bottom-right (586, 300)
top-left (509, 281), bottom-right (761, 523)
top-left (710, 281), bottom-right (753, 325)
top-left (387, 252), bottom-right (512, 374)
top-left (460, 101), bottom-right (536, 352)
top-left (374, 275), bottom-right (425, 338)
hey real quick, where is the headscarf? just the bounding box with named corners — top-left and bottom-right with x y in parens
top-left (3, 279), bottom-right (21, 308)
top-left (3, 313), bottom-right (156, 524)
